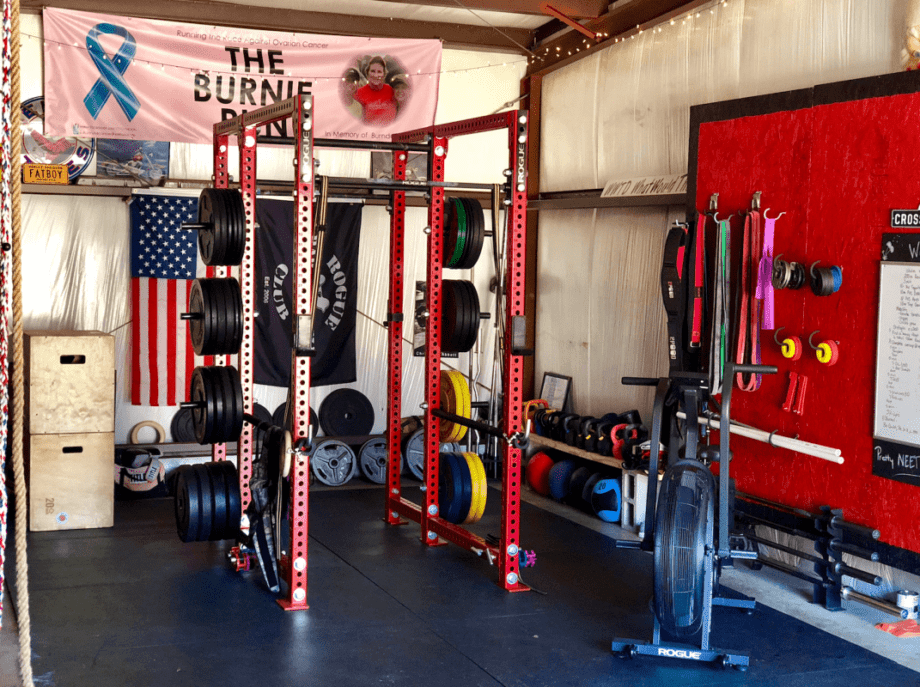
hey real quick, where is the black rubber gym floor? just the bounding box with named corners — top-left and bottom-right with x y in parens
top-left (15, 485), bottom-right (918, 686)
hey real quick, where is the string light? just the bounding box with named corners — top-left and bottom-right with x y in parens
top-left (538, 0), bottom-right (729, 64)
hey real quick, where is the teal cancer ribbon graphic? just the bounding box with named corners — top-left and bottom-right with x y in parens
top-left (83, 23), bottom-right (141, 121)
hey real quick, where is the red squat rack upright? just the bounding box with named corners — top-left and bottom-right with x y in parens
top-left (212, 94), bottom-right (315, 611)
top-left (383, 111), bottom-right (531, 591)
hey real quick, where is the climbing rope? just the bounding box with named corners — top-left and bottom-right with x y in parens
top-left (0, 0), bottom-right (9, 634)
top-left (10, 0), bottom-right (36, 682)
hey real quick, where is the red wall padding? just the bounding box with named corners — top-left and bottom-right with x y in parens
top-left (695, 92), bottom-right (920, 554)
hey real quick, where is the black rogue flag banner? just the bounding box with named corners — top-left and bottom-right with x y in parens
top-left (254, 199), bottom-right (362, 387)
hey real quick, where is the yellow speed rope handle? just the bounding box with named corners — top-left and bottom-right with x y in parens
top-left (11, 0), bottom-right (36, 682)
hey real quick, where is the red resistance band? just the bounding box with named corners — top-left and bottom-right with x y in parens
top-left (735, 210), bottom-right (764, 391)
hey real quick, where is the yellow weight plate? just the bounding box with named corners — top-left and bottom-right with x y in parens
top-left (439, 370), bottom-right (457, 442)
top-left (446, 371), bottom-right (469, 442)
top-left (462, 452), bottom-right (482, 524)
top-left (471, 452), bottom-right (487, 522)
top-left (449, 370), bottom-right (471, 442)
top-left (463, 451), bottom-right (487, 523)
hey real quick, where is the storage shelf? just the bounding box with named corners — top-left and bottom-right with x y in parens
top-left (529, 434), bottom-right (624, 470)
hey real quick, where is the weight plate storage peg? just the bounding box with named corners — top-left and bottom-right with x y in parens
top-left (194, 188), bottom-right (246, 266)
top-left (185, 278), bottom-right (243, 356)
top-left (310, 438), bottom-right (357, 486)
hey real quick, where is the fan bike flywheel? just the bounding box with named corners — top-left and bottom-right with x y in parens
top-left (653, 460), bottom-right (715, 638)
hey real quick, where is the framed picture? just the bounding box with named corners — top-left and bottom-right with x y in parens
top-left (539, 372), bottom-right (571, 411)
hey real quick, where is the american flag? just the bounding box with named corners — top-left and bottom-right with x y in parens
top-left (130, 193), bottom-right (204, 406)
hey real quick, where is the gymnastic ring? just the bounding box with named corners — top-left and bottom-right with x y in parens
top-left (130, 420), bottom-right (166, 445)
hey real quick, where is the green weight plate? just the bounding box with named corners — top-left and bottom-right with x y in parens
top-left (457, 198), bottom-right (484, 270)
top-left (447, 198), bottom-right (468, 268)
top-left (443, 197), bottom-right (460, 269)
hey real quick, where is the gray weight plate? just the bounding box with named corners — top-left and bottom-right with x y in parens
top-left (358, 438), bottom-right (390, 484)
top-left (402, 430), bottom-right (461, 481)
top-left (311, 438), bottom-right (357, 486)
top-left (403, 428), bottom-right (425, 480)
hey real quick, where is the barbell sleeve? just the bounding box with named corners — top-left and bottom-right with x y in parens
top-left (829, 515), bottom-right (880, 540)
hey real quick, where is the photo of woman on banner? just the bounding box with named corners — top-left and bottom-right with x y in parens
top-left (341, 54), bottom-right (411, 126)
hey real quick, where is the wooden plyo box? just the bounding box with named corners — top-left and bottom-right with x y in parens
top-left (24, 330), bottom-right (115, 435)
top-left (28, 432), bottom-right (114, 531)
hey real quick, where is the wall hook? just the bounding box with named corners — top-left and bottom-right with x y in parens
top-left (752, 191), bottom-right (762, 210)
top-left (763, 208), bottom-right (785, 221)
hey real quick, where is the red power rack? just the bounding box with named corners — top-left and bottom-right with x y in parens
top-left (211, 95), bottom-right (315, 611)
top-left (384, 111), bottom-right (531, 591)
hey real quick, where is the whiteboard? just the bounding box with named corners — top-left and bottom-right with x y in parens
top-left (874, 262), bottom-right (920, 447)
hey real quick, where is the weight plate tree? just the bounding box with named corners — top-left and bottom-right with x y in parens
top-left (194, 95), bottom-right (315, 611)
top-left (311, 438), bottom-right (357, 486)
top-left (196, 188), bottom-right (246, 266)
top-left (186, 278), bottom-right (243, 356)
top-left (653, 461), bottom-right (716, 638)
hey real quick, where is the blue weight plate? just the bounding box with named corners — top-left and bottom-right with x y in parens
top-left (438, 452), bottom-right (466, 524)
top-left (450, 451), bottom-right (473, 524)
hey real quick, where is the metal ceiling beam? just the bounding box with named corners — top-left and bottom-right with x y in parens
top-left (381, 0), bottom-right (608, 19)
top-left (527, 0), bottom-right (703, 75)
top-left (21, 0), bottom-right (535, 53)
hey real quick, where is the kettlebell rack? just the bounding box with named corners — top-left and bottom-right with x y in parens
top-left (383, 110), bottom-right (532, 592)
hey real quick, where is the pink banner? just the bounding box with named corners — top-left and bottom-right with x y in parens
top-left (42, 8), bottom-right (441, 143)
